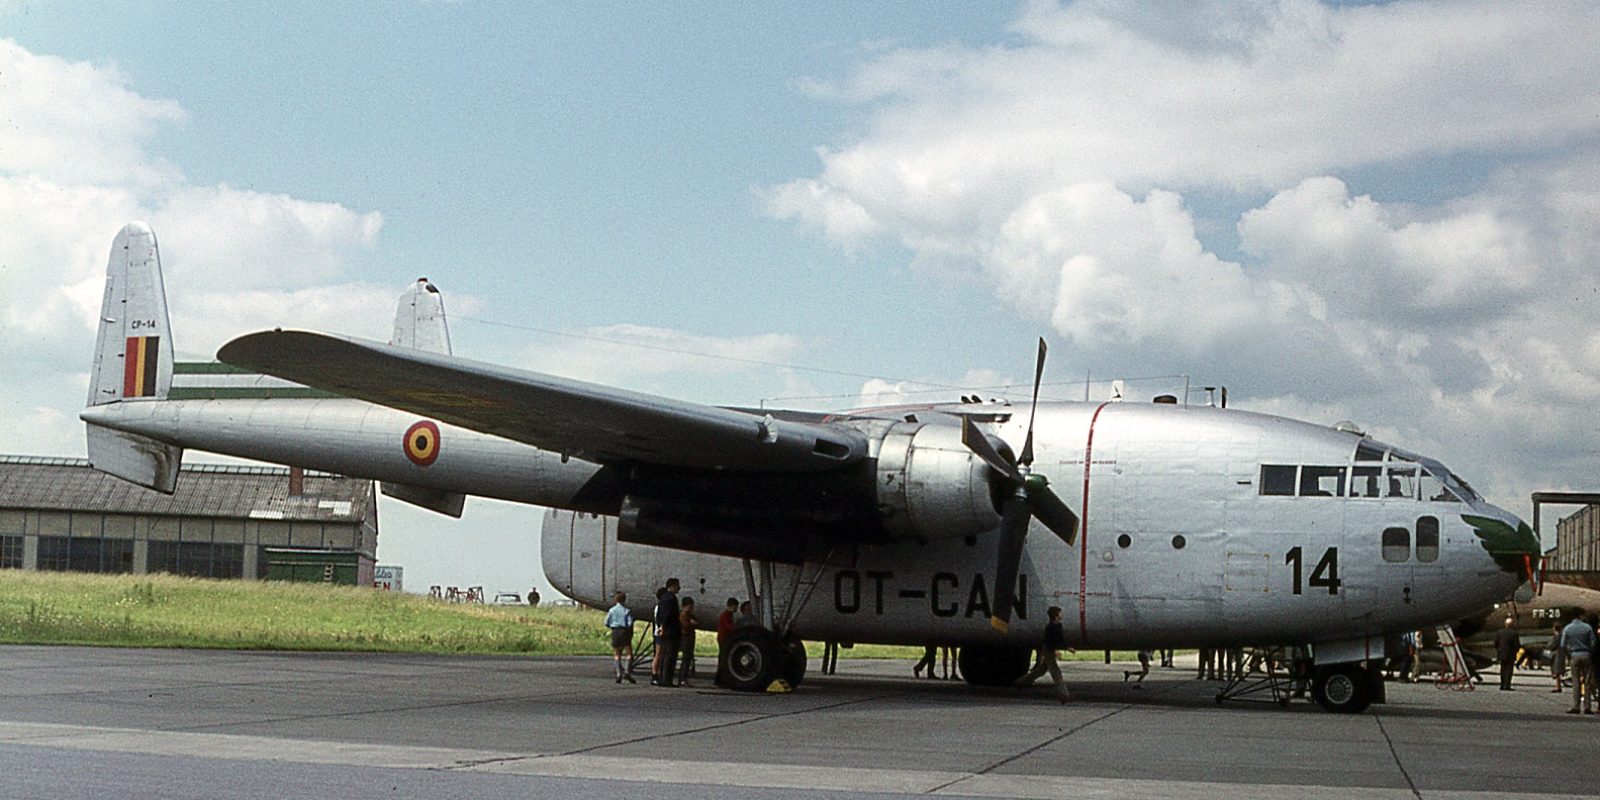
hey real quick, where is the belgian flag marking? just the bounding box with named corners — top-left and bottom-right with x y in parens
top-left (123, 336), bottom-right (160, 398)
top-left (404, 420), bottom-right (441, 466)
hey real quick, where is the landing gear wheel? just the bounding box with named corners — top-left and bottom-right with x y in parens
top-left (780, 637), bottom-right (808, 688)
top-left (1312, 664), bottom-right (1372, 713)
top-left (959, 645), bottom-right (1031, 687)
top-left (722, 626), bottom-right (780, 692)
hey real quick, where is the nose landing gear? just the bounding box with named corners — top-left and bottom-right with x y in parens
top-left (1311, 662), bottom-right (1377, 713)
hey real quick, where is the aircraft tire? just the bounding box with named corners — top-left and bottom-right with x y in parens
top-left (1311, 663), bottom-right (1372, 713)
top-left (959, 645), bottom-right (1031, 687)
top-left (780, 637), bottom-right (808, 688)
top-left (722, 626), bottom-right (780, 692)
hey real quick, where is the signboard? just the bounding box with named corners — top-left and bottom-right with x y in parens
top-left (373, 565), bottom-right (404, 592)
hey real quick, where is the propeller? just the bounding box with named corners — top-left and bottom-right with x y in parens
top-left (960, 338), bottom-right (1079, 634)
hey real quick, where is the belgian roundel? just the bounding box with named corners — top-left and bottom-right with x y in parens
top-left (403, 421), bottom-right (441, 466)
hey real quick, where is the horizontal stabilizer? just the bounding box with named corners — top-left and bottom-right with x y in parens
top-left (381, 481), bottom-right (466, 517)
top-left (86, 423), bottom-right (184, 493)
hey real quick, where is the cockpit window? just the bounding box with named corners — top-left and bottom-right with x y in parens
top-left (1449, 470), bottom-right (1482, 503)
top-left (1261, 465), bottom-right (1297, 496)
top-left (1299, 466), bottom-right (1346, 497)
top-left (1387, 464), bottom-right (1417, 500)
top-left (1349, 465), bottom-right (1383, 498)
top-left (1419, 469), bottom-right (1459, 503)
top-left (1354, 442), bottom-right (1386, 462)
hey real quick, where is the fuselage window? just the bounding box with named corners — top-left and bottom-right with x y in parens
top-left (1349, 465), bottom-right (1383, 498)
top-left (1416, 516), bottom-right (1439, 562)
top-left (1382, 527), bottom-right (1410, 563)
top-left (1299, 466), bottom-right (1346, 497)
top-left (1387, 464), bottom-right (1417, 500)
top-left (1260, 465), bottom-right (1297, 496)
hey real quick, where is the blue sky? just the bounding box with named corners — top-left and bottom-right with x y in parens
top-left (5, 1), bottom-right (1600, 595)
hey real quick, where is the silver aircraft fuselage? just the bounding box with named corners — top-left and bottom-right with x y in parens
top-left (546, 399), bottom-right (1525, 650)
top-left (85, 393), bottom-right (1528, 651)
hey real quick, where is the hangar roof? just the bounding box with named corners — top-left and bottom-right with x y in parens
top-left (0, 456), bottom-right (374, 523)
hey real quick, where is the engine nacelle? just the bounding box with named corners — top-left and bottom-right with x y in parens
top-left (874, 421), bottom-right (1002, 541)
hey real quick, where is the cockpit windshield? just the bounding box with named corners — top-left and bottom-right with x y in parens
top-left (1258, 440), bottom-right (1474, 503)
top-left (1420, 457), bottom-right (1479, 504)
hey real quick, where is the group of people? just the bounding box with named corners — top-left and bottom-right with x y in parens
top-left (603, 580), bottom-right (761, 688)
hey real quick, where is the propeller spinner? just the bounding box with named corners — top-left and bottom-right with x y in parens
top-left (960, 339), bottom-right (1079, 634)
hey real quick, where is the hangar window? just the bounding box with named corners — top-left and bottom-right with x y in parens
top-left (108, 540), bottom-right (134, 573)
top-left (150, 541), bottom-right (241, 579)
top-left (1382, 527), bottom-right (1410, 562)
top-left (1299, 466), bottom-right (1346, 497)
top-left (0, 535), bottom-right (21, 569)
top-left (36, 536), bottom-right (70, 571)
top-left (1260, 465), bottom-right (1297, 496)
top-left (1416, 516), bottom-right (1439, 563)
top-left (148, 541), bottom-right (179, 575)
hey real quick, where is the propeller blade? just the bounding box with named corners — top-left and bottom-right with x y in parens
top-left (988, 494), bottom-right (1032, 634)
top-left (962, 416), bottom-right (1023, 484)
top-left (1018, 338), bottom-right (1047, 467)
top-left (1024, 474), bottom-right (1079, 546)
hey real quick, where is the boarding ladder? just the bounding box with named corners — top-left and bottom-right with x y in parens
top-left (1435, 625), bottom-right (1475, 691)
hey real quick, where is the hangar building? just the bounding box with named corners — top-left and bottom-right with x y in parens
top-left (0, 456), bottom-right (377, 584)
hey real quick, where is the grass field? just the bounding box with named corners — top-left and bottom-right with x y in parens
top-left (0, 571), bottom-right (1154, 664)
top-left (0, 571), bottom-right (931, 658)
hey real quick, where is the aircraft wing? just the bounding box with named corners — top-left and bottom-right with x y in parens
top-left (217, 330), bottom-right (866, 472)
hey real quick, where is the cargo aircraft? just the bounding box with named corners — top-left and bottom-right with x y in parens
top-left (80, 222), bottom-right (1539, 712)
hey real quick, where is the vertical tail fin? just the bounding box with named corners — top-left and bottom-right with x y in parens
top-left (389, 277), bottom-right (452, 355)
top-left (84, 222), bottom-right (183, 493)
top-left (87, 222), bottom-right (175, 405)
top-left (382, 277), bottom-right (466, 515)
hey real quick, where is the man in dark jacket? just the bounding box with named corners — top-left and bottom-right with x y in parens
top-left (1494, 617), bottom-right (1520, 691)
top-left (654, 578), bottom-right (682, 687)
top-left (1013, 606), bottom-right (1072, 702)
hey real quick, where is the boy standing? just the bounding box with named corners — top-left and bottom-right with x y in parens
top-left (604, 592), bottom-right (636, 684)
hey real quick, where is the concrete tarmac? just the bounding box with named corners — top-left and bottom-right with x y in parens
top-left (0, 646), bottom-right (1591, 799)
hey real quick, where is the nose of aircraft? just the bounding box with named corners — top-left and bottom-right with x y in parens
top-left (1461, 504), bottom-right (1540, 586)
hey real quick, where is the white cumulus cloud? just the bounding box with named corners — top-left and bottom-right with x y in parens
top-left (0, 38), bottom-right (386, 458)
top-left (767, 0), bottom-right (1600, 514)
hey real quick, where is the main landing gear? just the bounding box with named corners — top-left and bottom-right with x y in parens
top-left (721, 626), bottom-right (808, 692)
top-left (716, 555), bottom-right (827, 693)
top-left (958, 644), bottom-right (1032, 687)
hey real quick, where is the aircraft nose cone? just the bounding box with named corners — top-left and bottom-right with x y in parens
top-left (1461, 509), bottom-right (1540, 577)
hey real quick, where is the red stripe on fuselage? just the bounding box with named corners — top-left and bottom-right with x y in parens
top-left (1078, 402), bottom-right (1112, 645)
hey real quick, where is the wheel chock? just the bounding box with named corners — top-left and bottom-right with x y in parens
top-left (765, 679), bottom-right (793, 694)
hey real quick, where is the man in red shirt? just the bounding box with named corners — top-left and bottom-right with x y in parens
top-left (715, 597), bottom-right (738, 686)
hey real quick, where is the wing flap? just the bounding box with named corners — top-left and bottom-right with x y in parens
top-left (217, 330), bottom-right (865, 473)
